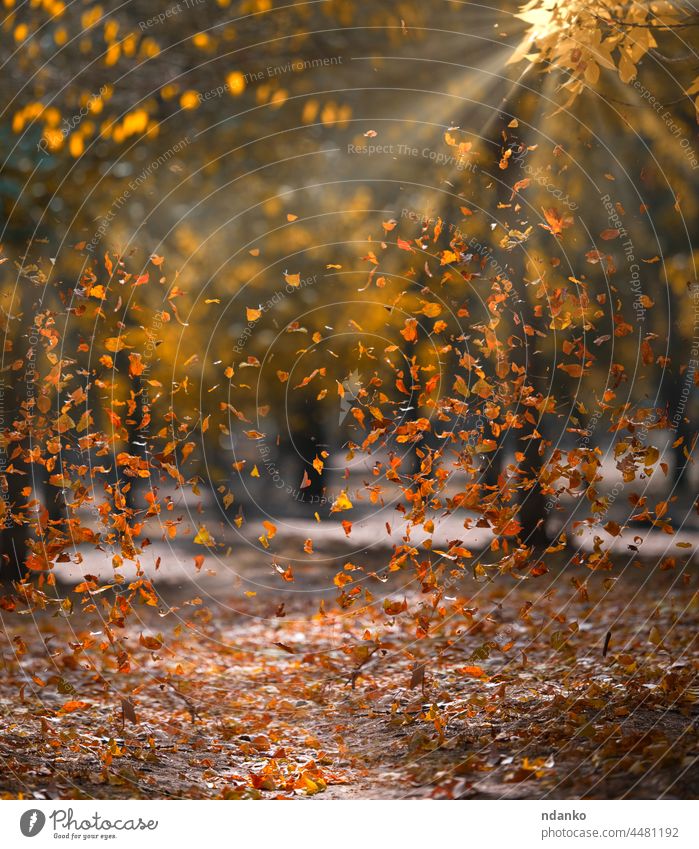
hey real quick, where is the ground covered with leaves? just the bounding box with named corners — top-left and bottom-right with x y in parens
top-left (1, 559), bottom-right (697, 800)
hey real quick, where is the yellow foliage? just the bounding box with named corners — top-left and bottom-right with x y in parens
top-left (226, 71), bottom-right (246, 96)
top-left (180, 91), bottom-right (200, 110)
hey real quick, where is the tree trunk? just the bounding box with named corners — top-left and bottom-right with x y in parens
top-left (0, 376), bottom-right (29, 583)
top-left (494, 127), bottom-right (550, 547)
top-left (661, 368), bottom-right (693, 494)
top-left (290, 394), bottom-right (328, 509)
top-left (0, 492), bottom-right (29, 583)
top-left (516, 411), bottom-right (549, 547)
top-left (122, 373), bottom-right (146, 511)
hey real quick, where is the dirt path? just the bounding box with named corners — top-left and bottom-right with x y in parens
top-left (1, 563), bottom-right (698, 799)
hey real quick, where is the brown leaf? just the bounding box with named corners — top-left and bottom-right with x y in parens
top-left (121, 697), bottom-right (138, 724)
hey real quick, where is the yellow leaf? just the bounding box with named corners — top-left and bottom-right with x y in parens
top-left (619, 55), bottom-right (636, 84)
top-left (61, 700), bottom-right (90, 713)
top-left (56, 413), bottom-right (76, 433)
top-left (193, 526), bottom-right (215, 545)
top-left (331, 491), bottom-right (353, 513)
top-left (104, 336), bottom-right (127, 353)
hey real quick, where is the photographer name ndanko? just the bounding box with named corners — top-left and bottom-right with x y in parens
top-left (541, 810), bottom-right (587, 821)
top-left (46, 808), bottom-right (158, 838)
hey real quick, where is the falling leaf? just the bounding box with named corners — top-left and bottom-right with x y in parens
top-left (193, 526), bottom-right (215, 545)
top-left (330, 491), bottom-right (353, 513)
top-left (121, 697), bottom-right (138, 724)
top-left (139, 634), bottom-right (162, 651)
top-left (104, 336), bottom-right (128, 353)
top-left (541, 208), bottom-right (573, 236)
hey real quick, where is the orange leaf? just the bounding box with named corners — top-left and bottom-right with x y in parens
top-left (461, 665), bottom-right (486, 678)
top-left (401, 318), bottom-right (418, 343)
top-left (139, 634), bottom-right (162, 651)
top-left (541, 207), bottom-right (572, 236)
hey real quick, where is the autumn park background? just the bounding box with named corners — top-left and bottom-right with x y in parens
top-left (0, 0), bottom-right (698, 801)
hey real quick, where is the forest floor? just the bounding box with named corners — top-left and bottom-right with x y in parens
top-left (1, 554), bottom-right (698, 800)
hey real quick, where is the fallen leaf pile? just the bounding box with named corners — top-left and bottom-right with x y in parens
top-left (2, 562), bottom-right (696, 799)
